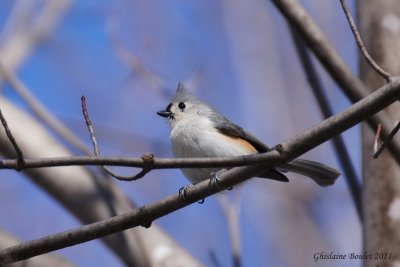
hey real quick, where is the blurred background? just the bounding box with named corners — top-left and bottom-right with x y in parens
top-left (0, 0), bottom-right (361, 266)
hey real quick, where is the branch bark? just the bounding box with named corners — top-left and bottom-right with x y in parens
top-left (271, 0), bottom-right (400, 165)
top-left (0, 230), bottom-right (75, 267)
top-left (1, 77), bottom-right (400, 265)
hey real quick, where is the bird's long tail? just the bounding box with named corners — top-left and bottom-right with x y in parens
top-left (277, 159), bottom-right (340, 187)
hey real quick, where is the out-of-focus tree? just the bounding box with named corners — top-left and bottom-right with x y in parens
top-left (359, 1), bottom-right (400, 266)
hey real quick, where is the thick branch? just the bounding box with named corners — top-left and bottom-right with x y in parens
top-left (0, 230), bottom-right (75, 267)
top-left (272, 0), bottom-right (400, 164)
top-left (1, 77), bottom-right (400, 265)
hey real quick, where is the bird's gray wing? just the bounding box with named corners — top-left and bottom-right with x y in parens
top-left (211, 114), bottom-right (288, 182)
top-left (211, 113), bottom-right (270, 152)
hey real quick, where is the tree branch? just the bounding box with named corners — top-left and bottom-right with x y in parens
top-left (339, 0), bottom-right (392, 82)
top-left (0, 154), bottom-right (329, 170)
top-left (1, 77), bottom-right (400, 265)
top-left (0, 229), bottom-right (75, 267)
top-left (81, 96), bottom-right (155, 181)
top-left (0, 107), bottom-right (24, 169)
top-left (289, 27), bottom-right (362, 221)
top-left (373, 120), bottom-right (400, 158)
top-left (272, 0), bottom-right (400, 165)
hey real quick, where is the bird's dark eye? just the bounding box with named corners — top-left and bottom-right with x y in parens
top-left (178, 102), bottom-right (186, 110)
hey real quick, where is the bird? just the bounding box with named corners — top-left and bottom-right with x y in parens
top-left (157, 83), bottom-right (340, 187)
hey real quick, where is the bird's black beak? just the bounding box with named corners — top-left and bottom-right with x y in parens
top-left (157, 110), bottom-right (172, 118)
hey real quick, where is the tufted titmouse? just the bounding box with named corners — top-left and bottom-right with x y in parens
top-left (157, 83), bottom-right (340, 186)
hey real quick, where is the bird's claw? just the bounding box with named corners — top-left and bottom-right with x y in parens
top-left (209, 169), bottom-right (232, 190)
top-left (178, 185), bottom-right (190, 202)
top-left (178, 184), bottom-right (204, 204)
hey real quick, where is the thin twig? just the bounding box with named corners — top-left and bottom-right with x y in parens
top-left (271, 0), bottom-right (400, 166)
top-left (290, 26), bottom-right (362, 221)
top-left (339, 0), bottom-right (392, 82)
top-left (373, 121), bottom-right (400, 158)
top-left (81, 96), bottom-right (153, 181)
top-left (0, 108), bottom-right (24, 169)
top-left (81, 96), bottom-right (100, 156)
top-left (374, 123), bottom-right (382, 154)
top-left (1, 77), bottom-right (400, 265)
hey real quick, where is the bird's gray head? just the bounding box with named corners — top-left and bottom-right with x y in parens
top-left (157, 83), bottom-right (215, 129)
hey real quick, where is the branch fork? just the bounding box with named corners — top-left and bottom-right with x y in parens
top-left (82, 96), bottom-right (156, 181)
top-left (0, 108), bottom-right (25, 170)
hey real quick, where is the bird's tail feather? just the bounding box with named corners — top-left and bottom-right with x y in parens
top-left (277, 159), bottom-right (340, 187)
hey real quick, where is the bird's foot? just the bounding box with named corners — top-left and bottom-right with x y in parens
top-left (178, 184), bottom-right (205, 204)
top-left (209, 169), bottom-right (232, 190)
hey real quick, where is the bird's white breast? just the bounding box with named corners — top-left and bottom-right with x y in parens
top-left (170, 116), bottom-right (256, 183)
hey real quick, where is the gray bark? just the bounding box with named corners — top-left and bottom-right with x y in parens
top-left (358, 1), bottom-right (400, 266)
top-left (0, 230), bottom-right (75, 267)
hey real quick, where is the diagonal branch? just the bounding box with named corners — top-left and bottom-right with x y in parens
top-left (339, 0), bottom-right (392, 82)
top-left (271, 0), bottom-right (400, 165)
top-left (373, 120), bottom-right (400, 158)
top-left (289, 27), bottom-right (362, 221)
top-left (0, 107), bottom-right (24, 168)
top-left (0, 229), bottom-right (75, 267)
top-left (1, 77), bottom-right (400, 265)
